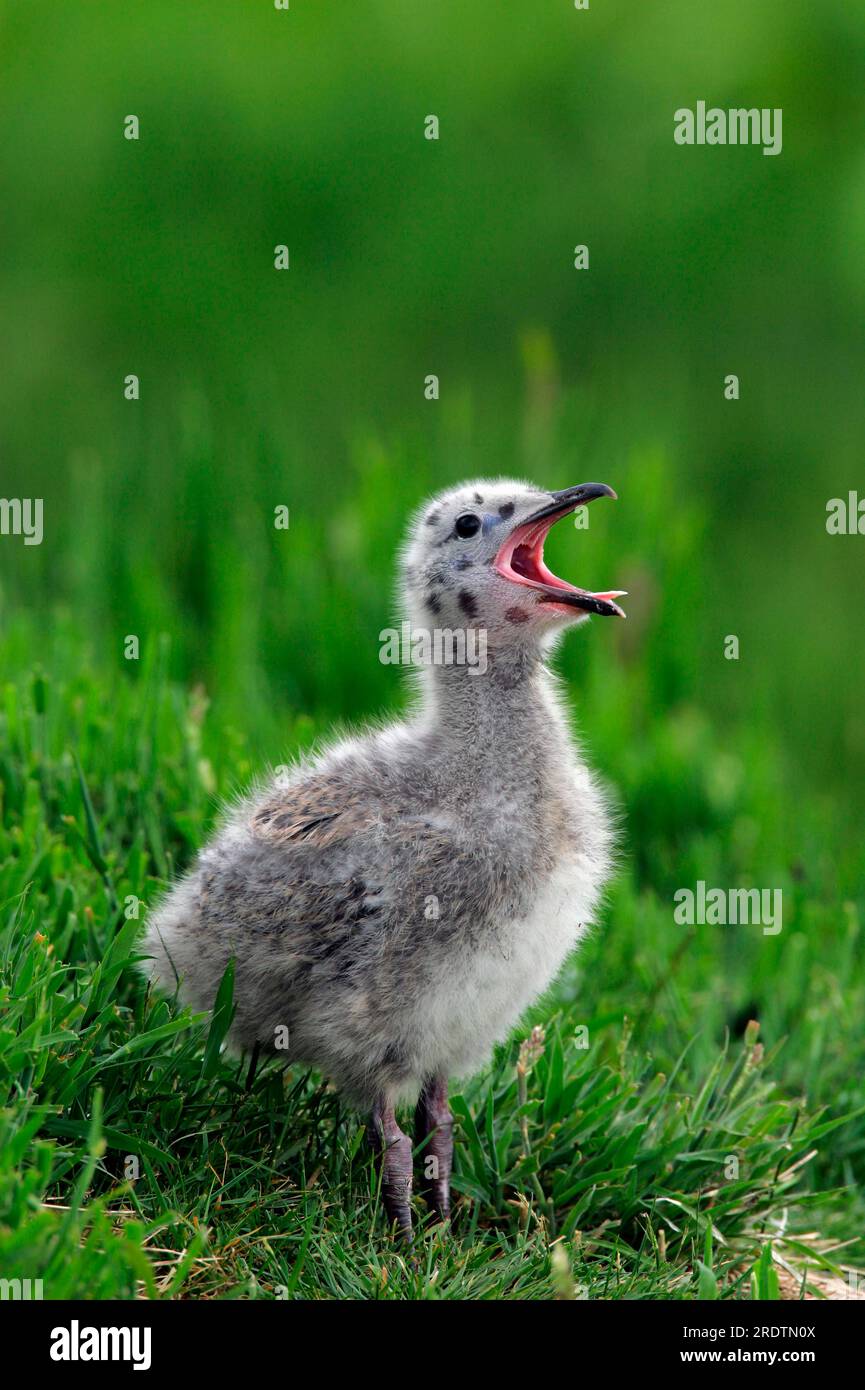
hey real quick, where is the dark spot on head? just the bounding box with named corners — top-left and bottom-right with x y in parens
top-left (455, 555), bottom-right (474, 570)
top-left (426, 510), bottom-right (441, 526)
top-left (505, 606), bottom-right (530, 624)
top-left (498, 501), bottom-right (515, 519)
top-left (427, 592), bottom-right (442, 615)
top-left (473, 492), bottom-right (484, 505)
top-left (458, 590), bottom-right (478, 618)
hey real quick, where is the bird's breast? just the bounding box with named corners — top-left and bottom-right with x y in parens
top-left (409, 845), bottom-right (605, 1084)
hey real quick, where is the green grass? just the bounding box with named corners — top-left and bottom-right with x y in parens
top-left (1, 608), bottom-right (862, 1300)
top-left (2, 0), bottom-right (864, 1301)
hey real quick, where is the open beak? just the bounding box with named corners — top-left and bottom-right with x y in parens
top-left (494, 483), bottom-right (626, 617)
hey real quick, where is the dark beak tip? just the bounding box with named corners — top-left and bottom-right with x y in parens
top-left (588, 482), bottom-right (617, 502)
top-left (552, 482), bottom-right (618, 504)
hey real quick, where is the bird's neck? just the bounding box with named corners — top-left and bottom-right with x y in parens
top-left (414, 645), bottom-right (567, 762)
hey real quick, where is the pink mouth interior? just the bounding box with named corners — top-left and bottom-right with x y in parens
top-left (494, 514), bottom-right (626, 616)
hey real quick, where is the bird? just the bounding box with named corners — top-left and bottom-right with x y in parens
top-left (142, 478), bottom-right (624, 1239)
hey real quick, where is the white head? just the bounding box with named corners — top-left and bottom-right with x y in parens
top-left (401, 478), bottom-right (625, 656)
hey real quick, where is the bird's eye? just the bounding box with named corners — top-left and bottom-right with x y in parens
top-left (454, 513), bottom-right (481, 539)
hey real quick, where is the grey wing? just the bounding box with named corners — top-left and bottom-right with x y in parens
top-left (200, 782), bottom-right (389, 959)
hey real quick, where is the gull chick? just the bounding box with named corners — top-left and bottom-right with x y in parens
top-left (143, 479), bottom-right (624, 1237)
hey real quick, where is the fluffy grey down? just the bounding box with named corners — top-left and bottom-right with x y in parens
top-left (142, 479), bottom-right (618, 1112)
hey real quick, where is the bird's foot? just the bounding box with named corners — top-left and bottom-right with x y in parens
top-left (370, 1098), bottom-right (414, 1242)
top-left (415, 1075), bottom-right (453, 1227)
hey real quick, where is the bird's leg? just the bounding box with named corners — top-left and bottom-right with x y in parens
top-left (415, 1075), bottom-right (453, 1224)
top-left (370, 1097), bottom-right (413, 1240)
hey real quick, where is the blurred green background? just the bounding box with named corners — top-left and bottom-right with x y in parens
top-left (1, 0), bottom-right (865, 1289)
top-left (2, 0), bottom-right (864, 792)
